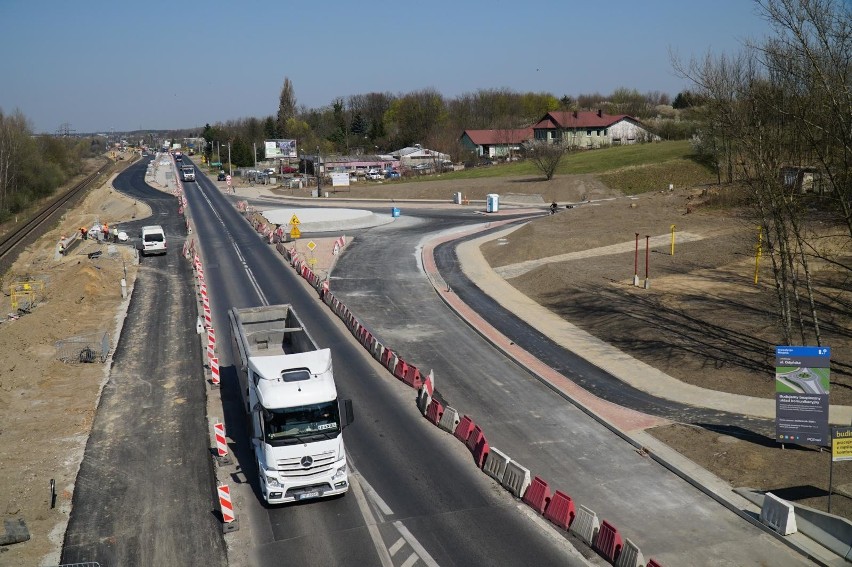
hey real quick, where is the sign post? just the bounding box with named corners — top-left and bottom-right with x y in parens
top-left (775, 346), bottom-right (831, 447)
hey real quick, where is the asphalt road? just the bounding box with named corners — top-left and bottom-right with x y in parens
top-left (57, 158), bottom-right (806, 566)
top-left (61, 157), bottom-right (228, 566)
top-left (176, 162), bottom-right (592, 566)
top-left (328, 212), bottom-right (810, 566)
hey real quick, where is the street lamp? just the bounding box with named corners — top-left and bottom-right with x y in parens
top-left (316, 146), bottom-right (321, 194)
top-left (227, 142), bottom-right (232, 177)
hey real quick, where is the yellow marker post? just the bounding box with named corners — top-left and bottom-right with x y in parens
top-left (754, 227), bottom-right (762, 285)
top-left (670, 224), bottom-right (676, 256)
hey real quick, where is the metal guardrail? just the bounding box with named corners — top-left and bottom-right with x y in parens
top-left (55, 332), bottom-right (111, 363)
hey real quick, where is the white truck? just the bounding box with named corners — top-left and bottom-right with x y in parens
top-left (180, 165), bottom-right (195, 182)
top-left (228, 304), bottom-right (354, 504)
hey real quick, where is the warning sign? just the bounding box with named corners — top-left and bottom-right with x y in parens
top-left (290, 227), bottom-right (301, 239)
top-left (290, 214), bottom-right (301, 226)
top-left (833, 427), bottom-right (852, 462)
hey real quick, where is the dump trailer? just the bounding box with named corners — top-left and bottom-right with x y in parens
top-left (180, 165), bottom-right (195, 182)
top-left (229, 304), bottom-right (354, 504)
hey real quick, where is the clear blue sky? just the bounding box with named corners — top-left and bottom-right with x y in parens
top-left (0, 0), bottom-right (772, 134)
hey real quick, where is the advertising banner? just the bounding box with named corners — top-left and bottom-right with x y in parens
top-left (833, 427), bottom-right (852, 462)
top-left (331, 172), bottom-right (350, 187)
top-left (775, 346), bottom-right (831, 446)
top-left (264, 139), bottom-right (297, 159)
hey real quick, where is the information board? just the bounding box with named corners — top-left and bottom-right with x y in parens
top-left (775, 346), bottom-right (831, 446)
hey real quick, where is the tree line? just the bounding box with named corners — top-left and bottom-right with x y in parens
top-left (0, 110), bottom-right (106, 223)
top-left (178, 82), bottom-right (697, 170)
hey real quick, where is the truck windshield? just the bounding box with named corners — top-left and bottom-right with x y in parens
top-left (263, 401), bottom-right (340, 443)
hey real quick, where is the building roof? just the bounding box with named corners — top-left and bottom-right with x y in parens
top-left (533, 111), bottom-right (638, 129)
top-left (462, 128), bottom-right (534, 145)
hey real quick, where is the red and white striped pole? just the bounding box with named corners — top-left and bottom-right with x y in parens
top-left (213, 420), bottom-right (230, 461)
top-left (210, 356), bottom-right (220, 386)
top-left (217, 484), bottom-right (238, 532)
top-left (207, 327), bottom-right (215, 360)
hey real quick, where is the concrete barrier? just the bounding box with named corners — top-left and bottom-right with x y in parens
top-left (483, 447), bottom-right (511, 482)
top-left (760, 492), bottom-right (798, 535)
top-left (438, 406), bottom-right (460, 433)
top-left (615, 538), bottom-right (645, 567)
top-left (570, 505), bottom-right (600, 547)
top-left (544, 490), bottom-right (576, 530)
top-left (500, 460), bottom-right (531, 498)
top-left (374, 343), bottom-right (385, 361)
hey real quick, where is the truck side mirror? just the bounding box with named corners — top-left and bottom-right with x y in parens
top-left (340, 399), bottom-right (354, 428)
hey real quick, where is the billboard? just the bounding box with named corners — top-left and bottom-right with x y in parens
top-left (265, 139), bottom-right (297, 159)
top-left (775, 346), bottom-right (831, 446)
top-left (331, 172), bottom-right (350, 187)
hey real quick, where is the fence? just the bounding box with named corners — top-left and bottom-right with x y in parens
top-left (55, 332), bottom-right (111, 364)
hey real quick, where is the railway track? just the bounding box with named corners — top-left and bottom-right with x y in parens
top-left (0, 157), bottom-right (116, 275)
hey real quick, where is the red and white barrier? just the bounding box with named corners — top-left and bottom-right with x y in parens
top-left (218, 484), bottom-right (236, 523)
top-left (210, 356), bottom-right (220, 385)
top-left (214, 421), bottom-right (228, 457)
top-left (203, 306), bottom-right (212, 329)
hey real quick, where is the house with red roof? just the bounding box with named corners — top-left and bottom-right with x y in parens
top-left (532, 110), bottom-right (654, 148)
top-left (460, 128), bottom-right (534, 159)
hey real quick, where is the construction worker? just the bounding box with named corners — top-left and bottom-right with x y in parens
top-left (103, 222), bottom-right (109, 239)
top-left (81, 226), bottom-right (88, 240)
top-left (112, 226), bottom-right (118, 242)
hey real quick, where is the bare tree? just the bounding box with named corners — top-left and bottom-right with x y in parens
top-left (671, 0), bottom-right (852, 346)
top-left (527, 140), bottom-right (568, 180)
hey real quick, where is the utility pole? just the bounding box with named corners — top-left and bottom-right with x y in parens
top-left (228, 142), bottom-right (232, 177)
top-left (316, 146), bottom-right (321, 195)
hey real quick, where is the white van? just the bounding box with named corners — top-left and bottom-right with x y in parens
top-left (140, 225), bottom-right (167, 256)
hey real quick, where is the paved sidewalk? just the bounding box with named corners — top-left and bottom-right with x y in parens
top-left (441, 222), bottom-right (852, 425)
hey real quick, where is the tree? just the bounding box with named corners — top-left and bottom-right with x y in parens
top-left (672, 0), bottom-right (852, 346)
top-left (526, 140), bottom-right (568, 180)
top-left (276, 78), bottom-right (297, 138)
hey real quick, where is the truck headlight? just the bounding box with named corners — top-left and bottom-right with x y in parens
top-left (265, 474), bottom-right (282, 488)
top-left (332, 464), bottom-right (347, 481)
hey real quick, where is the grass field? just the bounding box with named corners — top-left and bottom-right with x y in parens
top-left (414, 140), bottom-right (717, 194)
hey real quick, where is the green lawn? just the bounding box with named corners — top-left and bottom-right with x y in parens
top-left (422, 140), bottom-right (717, 193)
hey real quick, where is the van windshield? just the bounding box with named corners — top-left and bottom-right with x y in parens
top-left (144, 233), bottom-right (164, 242)
top-left (263, 401), bottom-right (340, 444)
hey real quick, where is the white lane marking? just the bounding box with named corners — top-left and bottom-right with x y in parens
top-left (349, 472), bottom-right (394, 567)
top-left (388, 537), bottom-right (406, 556)
top-left (191, 183), bottom-right (268, 305)
top-left (401, 552), bottom-right (419, 567)
top-left (354, 471), bottom-right (393, 517)
top-left (393, 521), bottom-right (440, 567)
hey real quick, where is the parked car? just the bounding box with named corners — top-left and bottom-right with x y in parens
top-left (366, 171), bottom-right (383, 180)
top-left (217, 171), bottom-right (226, 181)
top-left (385, 170), bottom-right (400, 179)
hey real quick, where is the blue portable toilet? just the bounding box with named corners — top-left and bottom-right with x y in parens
top-left (391, 207), bottom-right (401, 218)
top-left (486, 194), bottom-right (500, 213)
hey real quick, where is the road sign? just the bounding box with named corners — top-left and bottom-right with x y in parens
top-left (290, 227), bottom-right (301, 239)
top-left (307, 240), bottom-right (316, 251)
top-left (290, 214), bottom-right (301, 226)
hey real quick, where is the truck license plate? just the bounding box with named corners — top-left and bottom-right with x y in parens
top-left (297, 491), bottom-right (321, 500)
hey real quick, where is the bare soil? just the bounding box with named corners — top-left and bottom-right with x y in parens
top-left (1, 166), bottom-right (849, 566)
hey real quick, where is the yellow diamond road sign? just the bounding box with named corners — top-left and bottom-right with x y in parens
top-left (290, 214), bottom-right (301, 226)
top-left (290, 227), bottom-right (301, 239)
top-left (307, 241), bottom-right (316, 251)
